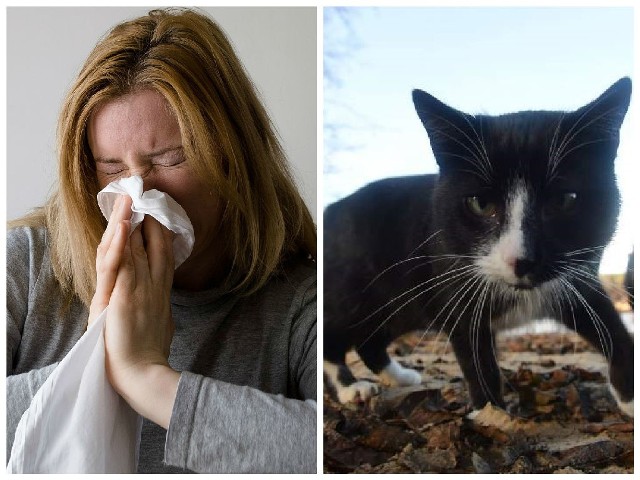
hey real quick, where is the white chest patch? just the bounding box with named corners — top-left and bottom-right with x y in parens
top-left (476, 183), bottom-right (528, 286)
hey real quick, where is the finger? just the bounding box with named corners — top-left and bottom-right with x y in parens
top-left (143, 216), bottom-right (175, 285)
top-left (102, 195), bottom-right (133, 241)
top-left (97, 195), bottom-right (133, 265)
top-left (92, 219), bottom-right (130, 315)
top-left (113, 225), bottom-right (136, 295)
top-left (129, 223), bottom-right (150, 285)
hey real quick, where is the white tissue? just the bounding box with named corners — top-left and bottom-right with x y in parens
top-left (8, 176), bottom-right (194, 473)
top-left (97, 175), bottom-right (194, 268)
top-left (8, 309), bottom-right (141, 473)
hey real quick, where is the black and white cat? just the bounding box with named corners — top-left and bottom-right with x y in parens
top-left (324, 78), bottom-right (633, 417)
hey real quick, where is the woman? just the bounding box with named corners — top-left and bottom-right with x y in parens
top-left (7, 8), bottom-right (317, 473)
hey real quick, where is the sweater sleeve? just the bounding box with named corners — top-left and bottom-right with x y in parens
top-left (6, 364), bottom-right (59, 460)
top-left (164, 275), bottom-right (317, 473)
top-left (288, 280), bottom-right (317, 400)
top-left (7, 227), bottom-right (35, 375)
top-left (164, 373), bottom-right (316, 473)
top-left (6, 227), bottom-right (58, 460)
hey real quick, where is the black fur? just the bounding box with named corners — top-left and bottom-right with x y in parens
top-left (324, 78), bottom-right (633, 410)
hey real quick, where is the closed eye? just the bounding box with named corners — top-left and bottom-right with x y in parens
top-left (150, 148), bottom-right (185, 167)
top-left (95, 160), bottom-right (127, 176)
top-left (94, 147), bottom-right (185, 175)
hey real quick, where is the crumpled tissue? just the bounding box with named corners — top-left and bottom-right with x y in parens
top-left (8, 176), bottom-right (194, 473)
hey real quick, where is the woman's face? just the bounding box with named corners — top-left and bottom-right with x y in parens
top-left (87, 88), bottom-right (225, 290)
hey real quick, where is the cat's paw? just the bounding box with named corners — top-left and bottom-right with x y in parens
top-left (336, 380), bottom-right (381, 404)
top-left (379, 359), bottom-right (422, 387)
top-left (609, 384), bottom-right (633, 417)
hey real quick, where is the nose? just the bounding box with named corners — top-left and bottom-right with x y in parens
top-left (514, 258), bottom-right (535, 278)
top-left (141, 176), bottom-right (156, 192)
top-left (126, 166), bottom-right (156, 191)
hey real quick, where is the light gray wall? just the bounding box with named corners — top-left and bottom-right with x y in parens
top-left (7, 7), bottom-right (317, 221)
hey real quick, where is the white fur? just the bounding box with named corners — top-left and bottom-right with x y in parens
top-left (477, 183), bottom-right (528, 286)
top-left (609, 384), bottom-right (633, 417)
top-left (323, 360), bottom-right (381, 403)
top-left (378, 359), bottom-right (422, 387)
top-left (323, 360), bottom-right (341, 388)
top-left (324, 359), bottom-right (420, 403)
top-left (336, 381), bottom-right (381, 403)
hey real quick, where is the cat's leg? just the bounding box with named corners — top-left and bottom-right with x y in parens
top-left (356, 337), bottom-right (422, 388)
top-left (323, 359), bottom-right (381, 404)
top-left (558, 282), bottom-right (633, 416)
top-left (323, 327), bottom-right (381, 403)
top-left (449, 327), bottom-right (505, 411)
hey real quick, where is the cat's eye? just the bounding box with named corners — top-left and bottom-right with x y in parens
top-left (465, 196), bottom-right (498, 218)
top-left (559, 192), bottom-right (577, 211)
top-left (546, 192), bottom-right (578, 215)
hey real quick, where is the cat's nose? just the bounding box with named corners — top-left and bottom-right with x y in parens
top-left (514, 258), bottom-right (536, 278)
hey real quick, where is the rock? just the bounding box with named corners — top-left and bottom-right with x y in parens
top-left (515, 368), bottom-right (536, 385)
top-left (502, 445), bottom-right (526, 465)
top-left (549, 368), bottom-right (572, 386)
top-left (581, 420), bottom-right (632, 435)
top-left (425, 421), bottom-right (461, 449)
top-left (324, 331), bottom-right (633, 474)
top-left (400, 445), bottom-right (458, 473)
top-left (573, 368), bottom-right (603, 382)
top-left (371, 386), bottom-right (443, 419)
top-left (565, 384), bottom-right (580, 410)
top-left (556, 440), bottom-right (623, 468)
top-left (535, 390), bottom-right (556, 406)
top-left (323, 429), bottom-right (390, 472)
top-left (553, 466), bottom-right (584, 474)
top-left (472, 452), bottom-right (494, 473)
top-left (510, 456), bottom-right (534, 474)
top-left (358, 423), bottom-right (420, 452)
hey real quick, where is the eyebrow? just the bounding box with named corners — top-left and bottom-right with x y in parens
top-left (94, 146), bottom-right (183, 164)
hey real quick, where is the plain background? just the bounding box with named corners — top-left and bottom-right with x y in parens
top-left (7, 6), bottom-right (317, 221)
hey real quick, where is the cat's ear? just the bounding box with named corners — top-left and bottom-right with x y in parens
top-left (412, 89), bottom-right (483, 172)
top-left (571, 77), bottom-right (631, 137)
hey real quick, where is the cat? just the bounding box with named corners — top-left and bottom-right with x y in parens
top-left (323, 78), bottom-right (633, 417)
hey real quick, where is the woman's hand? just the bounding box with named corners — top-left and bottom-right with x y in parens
top-left (88, 194), bottom-right (133, 327)
top-left (106, 214), bottom-right (175, 373)
top-left (105, 215), bottom-right (180, 428)
top-left (91, 196), bottom-right (181, 428)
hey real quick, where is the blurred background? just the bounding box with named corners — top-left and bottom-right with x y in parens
top-left (324, 7), bottom-right (634, 277)
top-left (7, 7), bottom-right (317, 222)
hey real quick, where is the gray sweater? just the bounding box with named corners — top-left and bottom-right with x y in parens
top-left (7, 226), bottom-right (317, 473)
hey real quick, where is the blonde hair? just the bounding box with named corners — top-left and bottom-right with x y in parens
top-left (11, 8), bottom-right (316, 306)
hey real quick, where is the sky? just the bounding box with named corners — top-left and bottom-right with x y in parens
top-left (324, 7), bottom-right (634, 274)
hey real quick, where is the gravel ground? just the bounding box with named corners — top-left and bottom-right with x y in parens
top-left (323, 327), bottom-right (633, 474)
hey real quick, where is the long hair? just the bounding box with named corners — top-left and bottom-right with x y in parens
top-left (11, 8), bottom-right (316, 306)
